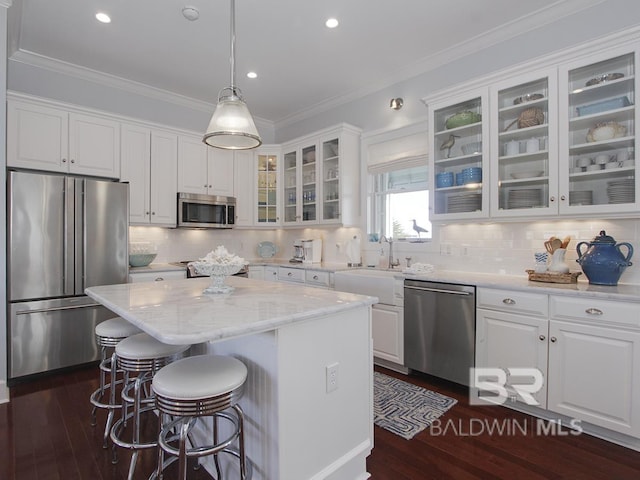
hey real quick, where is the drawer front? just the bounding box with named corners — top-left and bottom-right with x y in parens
top-left (550, 295), bottom-right (640, 329)
top-left (477, 288), bottom-right (548, 317)
top-left (278, 267), bottom-right (305, 283)
top-left (129, 270), bottom-right (186, 283)
top-left (305, 270), bottom-right (330, 287)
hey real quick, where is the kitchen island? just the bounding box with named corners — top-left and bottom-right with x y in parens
top-left (86, 276), bottom-right (376, 480)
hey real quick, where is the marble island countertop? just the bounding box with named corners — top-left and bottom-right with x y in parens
top-left (86, 276), bottom-right (377, 345)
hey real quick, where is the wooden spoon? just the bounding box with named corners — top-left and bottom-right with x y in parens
top-left (550, 238), bottom-right (563, 252)
top-left (561, 236), bottom-right (571, 249)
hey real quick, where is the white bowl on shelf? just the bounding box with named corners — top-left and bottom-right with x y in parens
top-left (510, 171), bottom-right (544, 179)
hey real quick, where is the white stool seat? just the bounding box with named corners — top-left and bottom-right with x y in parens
top-left (115, 332), bottom-right (189, 360)
top-left (95, 317), bottom-right (142, 339)
top-left (153, 355), bottom-right (247, 400)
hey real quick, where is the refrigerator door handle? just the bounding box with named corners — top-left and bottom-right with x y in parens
top-left (75, 178), bottom-right (85, 295)
top-left (64, 177), bottom-right (75, 295)
top-left (15, 303), bottom-right (103, 315)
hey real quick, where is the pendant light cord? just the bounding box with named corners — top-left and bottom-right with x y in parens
top-left (230, 0), bottom-right (236, 93)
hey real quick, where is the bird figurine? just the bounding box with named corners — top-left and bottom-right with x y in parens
top-left (439, 134), bottom-right (459, 158)
top-left (411, 219), bottom-right (429, 238)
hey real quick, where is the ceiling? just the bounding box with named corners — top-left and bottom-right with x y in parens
top-left (8, 0), bottom-right (601, 124)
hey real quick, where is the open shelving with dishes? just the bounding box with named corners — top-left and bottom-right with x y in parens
top-left (256, 152), bottom-right (278, 224)
top-left (321, 138), bottom-right (340, 222)
top-left (429, 92), bottom-right (488, 218)
top-left (560, 50), bottom-right (637, 212)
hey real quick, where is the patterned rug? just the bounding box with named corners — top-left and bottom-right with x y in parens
top-left (374, 371), bottom-right (457, 440)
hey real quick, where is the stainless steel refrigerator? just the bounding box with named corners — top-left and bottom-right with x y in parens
top-left (7, 170), bottom-right (129, 380)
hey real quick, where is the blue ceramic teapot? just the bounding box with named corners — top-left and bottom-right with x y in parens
top-left (576, 230), bottom-right (633, 286)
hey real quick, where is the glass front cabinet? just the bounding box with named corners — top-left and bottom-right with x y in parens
top-left (559, 48), bottom-right (638, 215)
top-left (489, 69), bottom-right (558, 218)
top-left (281, 124), bottom-right (361, 226)
top-left (429, 90), bottom-right (490, 220)
top-left (255, 148), bottom-right (280, 225)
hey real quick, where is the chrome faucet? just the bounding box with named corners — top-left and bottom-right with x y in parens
top-left (379, 235), bottom-right (400, 269)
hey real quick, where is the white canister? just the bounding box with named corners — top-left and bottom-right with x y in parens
top-left (525, 138), bottom-right (540, 153)
top-left (505, 140), bottom-right (520, 156)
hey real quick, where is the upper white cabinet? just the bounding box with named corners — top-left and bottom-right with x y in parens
top-left (428, 90), bottom-right (489, 220)
top-left (121, 124), bottom-right (177, 226)
top-left (282, 124), bottom-right (361, 226)
top-left (255, 148), bottom-right (280, 226)
top-left (489, 69), bottom-right (559, 218)
top-left (559, 48), bottom-right (639, 215)
top-left (8, 99), bottom-right (120, 178)
top-left (177, 135), bottom-right (234, 197)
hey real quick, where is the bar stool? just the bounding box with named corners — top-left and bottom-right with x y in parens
top-left (110, 332), bottom-right (191, 480)
top-left (90, 317), bottom-right (142, 448)
top-left (151, 354), bottom-right (252, 480)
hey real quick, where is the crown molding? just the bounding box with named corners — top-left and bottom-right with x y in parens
top-left (274, 0), bottom-right (605, 129)
top-left (0, 1), bottom-right (13, 9)
top-left (9, 49), bottom-right (273, 130)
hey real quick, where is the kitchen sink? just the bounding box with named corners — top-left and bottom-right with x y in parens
top-left (334, 268), bottom-right (403, 305)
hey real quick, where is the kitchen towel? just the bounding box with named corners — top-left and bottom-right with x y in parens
top-left (374, 371), bottom-right (457, 440)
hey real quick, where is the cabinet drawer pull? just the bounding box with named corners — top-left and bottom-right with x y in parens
top-left (539, 335), bottom-right (546, 341)
top-left (560, 195), bottom-right (566, 201)
top-left (287, 272), bottom-right (293, 277)
top-left (585, 307), bottom-right (603, 315)
top-left (550, 337), bottom-right (557, 343)
top-left (71, 159), bottom-right (75, 163)
top-left (154, 277), bottom-right (164, 281)
top-left (313, 275), bottom-right (319, 280)
top-left (62, 158), bottom-right (67, 163)
top-left (502, 298), bottom-right (516, 305)
top-left (550, 196), bottom-right (555, 202)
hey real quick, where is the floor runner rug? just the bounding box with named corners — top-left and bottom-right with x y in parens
top-left (373, 371), bottom-right (457, 440)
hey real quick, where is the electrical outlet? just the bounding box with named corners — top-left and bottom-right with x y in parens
top-left (326, 362), bottom-right (339, 393)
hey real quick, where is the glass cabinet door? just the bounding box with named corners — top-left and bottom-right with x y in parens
top-left (491, 71), bottom-right (557, 217)
top-left (301, 145), bottom-right (317, 222)
top-left (321, 138), bottom-right (340, 221)
top-left (430, 92), bottom-right (488, 219)
top-left (561, 51), bottom-right (637, 213)
top-left (256, 153), bottom-right (278, 224)
top-left (283, 149), bottom-right (298, 223)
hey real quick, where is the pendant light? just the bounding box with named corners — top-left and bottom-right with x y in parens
top-left (203, 0), bottom-right (262, 150)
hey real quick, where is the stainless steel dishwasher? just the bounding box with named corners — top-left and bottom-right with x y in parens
top-left (404, 279), bottom-right (475, 386)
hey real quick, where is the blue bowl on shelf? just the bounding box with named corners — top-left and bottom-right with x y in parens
top-left (436, 172), bottom-right (454, 188)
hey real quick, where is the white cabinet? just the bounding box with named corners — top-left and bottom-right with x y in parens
top-left (282, 124), bottom-right (361, 226)
top-left (255, 148), bottom-right (280, 225)
top-left (477, 287), bottom-right (640, 438)
top-left (305, 269), bottom-right (332, 289)
top-left (489, 68), bottom-right (559, 218)
top-left (547, 295), bottom-right (640, 437)
top-left (248, 266), bottom-right (265, 280)
top-left (129, 270), bottom-right (186, 283)
top-left (264, 266), bottom-right (279, 282)
top-left (559, 47), bottom-right (639, 215)
top-left (121, 124), bottom-right (177, 226)
top-left (7, 99), bottom-right (120, 178)
top-left (233, 150), bottom-right (255, 226)
top-left (372, 304), bottom-right (404, 366)
top-left (278, 266), bottom-right (305, 283)
top-left (428, 89), bottom-right (489, 220)
top-left (177, 135), bottom-right (234, 197)
top-left (476, 289), bottom-right (549, 408)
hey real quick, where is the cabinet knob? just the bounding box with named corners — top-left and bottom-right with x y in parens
top-left (550, 196), bottom-right (555, 202)
top-left (70, 159), bottom-right (75, 163)
top-left (152, 211), bottom-right (156, 215)
top-left (560, 195), bottom-right (566, 201)
top-left (502, 298), bottom-right (516, 305)
top-left (62, 158), bottom-right (67, 163)
top-left (313, 275), bottom-right (319, 280)
top-left (585, 307), bottom-right (603, 315)
top-left (539, 335), bottom-right (546, 341)
top-left (209, 185), bottom-right (212, 188)
top-left (145, 211), bottom-right (150, 215)
top-left (204, 184), bottom-right (208, 188)
top-left (550, 337), bottom-right (557, 343)
top-left (287, 272), bottom-right (293, 277)
top-left (155, 277), bottom-right (164, 281)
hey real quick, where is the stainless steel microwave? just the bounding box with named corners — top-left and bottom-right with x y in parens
top-left (177, 193), bottom-right (235, 228)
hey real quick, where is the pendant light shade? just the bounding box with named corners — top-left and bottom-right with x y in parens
top-left (203, 0), bottom-right (261, 150)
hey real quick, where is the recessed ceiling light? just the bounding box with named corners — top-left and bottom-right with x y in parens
top-left (247, 72), bottom-right (257, 79)
top-left (95, 12), bottom-right (111, 24)
top-left (325, 18), bottom-right (339, 29)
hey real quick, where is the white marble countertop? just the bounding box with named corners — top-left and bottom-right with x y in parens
top-left (86, 277), bottom-right (377, 345)
top-left (363, 268), bottom-right (640, 302)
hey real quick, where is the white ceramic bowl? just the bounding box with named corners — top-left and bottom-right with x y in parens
top-left (510, 171), bottom-right (544, 179)
top-left (586, 164), bottom-right (602, 171)
top-left (576, 157), bottom-right (592, 167)
top-left (594, 154), bottom-right (611, 164)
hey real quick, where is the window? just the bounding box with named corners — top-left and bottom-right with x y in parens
top-left (369, 162), bottom-right (431, 241)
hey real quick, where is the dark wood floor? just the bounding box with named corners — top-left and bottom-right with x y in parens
top-left (2, 365), bottom-right (640, 479)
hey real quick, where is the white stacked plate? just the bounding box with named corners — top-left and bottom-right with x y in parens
top-left (569, 190), bottom-right (593, 206)
top-left (507, 189), bottom-right (542, 209)
top-left (447, 193), bottom-right (482, 213)
top-left (607, 178), bottom-right (635, 204)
